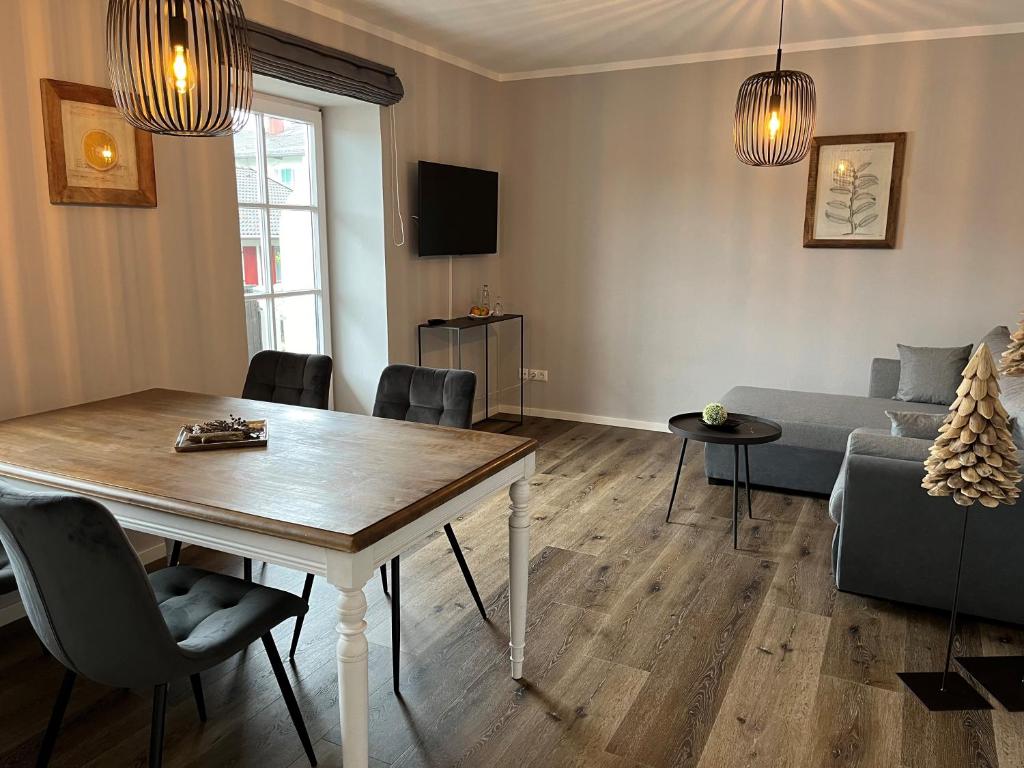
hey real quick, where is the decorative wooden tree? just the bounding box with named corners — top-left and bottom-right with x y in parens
top-left (901, 343), bottom-right (1022, 710)
top-left (923, 343), bottom-right (1021, 507)
top-left (1001, 314), bottom-right (1024, 376)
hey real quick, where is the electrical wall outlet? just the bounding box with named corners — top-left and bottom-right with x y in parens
top-left (528, 369), bottom-right (548, 382)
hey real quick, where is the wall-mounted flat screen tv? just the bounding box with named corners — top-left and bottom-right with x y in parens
top-left (417, 161), bottom-right (498, 257)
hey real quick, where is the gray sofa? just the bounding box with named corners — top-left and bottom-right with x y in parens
top-left (705, 326), bottom-right (1024, 625)
top-left (705, 367), bottom-right (946, 496)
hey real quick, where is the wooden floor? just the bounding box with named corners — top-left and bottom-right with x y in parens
top-left (2, 417), bottom-right (1024, 767)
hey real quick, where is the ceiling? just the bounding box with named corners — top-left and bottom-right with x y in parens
top-left (291, 0), bottom-right (1024, 79)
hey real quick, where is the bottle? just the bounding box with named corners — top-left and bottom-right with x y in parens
top-left (493, 296), bottom-right (504, 316)
top-left (480, 284), bottom-right (491, 314)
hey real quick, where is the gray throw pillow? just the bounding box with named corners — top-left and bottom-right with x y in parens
top-left (895, 344), bottom-right (972, 405)
top-left (885, 410), bottom-right (947, 439)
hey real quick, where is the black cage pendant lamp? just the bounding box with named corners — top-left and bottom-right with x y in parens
top-left (107, 0), bottom-right (253, 137)
top-left (734, 0), bottom-right (816, 166)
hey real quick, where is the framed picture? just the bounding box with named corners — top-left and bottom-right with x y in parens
top-left (40, 78), bottom-right (157, 207)
top-left (803, 132), bottom-right (906, 248)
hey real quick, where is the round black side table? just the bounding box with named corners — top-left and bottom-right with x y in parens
top-left (665, 412), bottom-right (782, 549)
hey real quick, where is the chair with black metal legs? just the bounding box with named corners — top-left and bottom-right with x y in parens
top-left (374, 365), bottom-right (486, 691)
top-left (169, 349), bottom-right (333, 576)
top-left (167, 349), bottom-right (333, 635)
top-left (286, 365), bottom-right (487, 692)
top-left (0, 485), bottom-right (318, 768)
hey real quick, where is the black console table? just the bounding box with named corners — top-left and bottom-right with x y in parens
top-left (417, 314), bottom-right (524, 428)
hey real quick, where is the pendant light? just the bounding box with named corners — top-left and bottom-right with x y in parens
top-left (733, 0), bottom-right (816, 166)
top-left (106, 0), bottom-right (253, 137)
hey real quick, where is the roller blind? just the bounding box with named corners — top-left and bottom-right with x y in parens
top-left (247, 22), bottom-right (404, 106)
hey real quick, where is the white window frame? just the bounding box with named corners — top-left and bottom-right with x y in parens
top-left (239, 92), bottom-right (332, 359)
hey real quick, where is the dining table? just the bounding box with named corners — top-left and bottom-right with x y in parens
top-left (0, 388), bottom-right (537, 767)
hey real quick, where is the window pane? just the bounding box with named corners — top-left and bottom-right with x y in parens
top-left (244, 298), bottom-right (273, 358)
top-left (239, 208), bottom-right (268, 295)
top-left (272, 209), bottom-right (317, 292)
top-left (233, 113), bottom-right (263, 204)
top-left (263, 115), bottom-right (312, 206)
top-left (273, 294), bottom-right (319, 354)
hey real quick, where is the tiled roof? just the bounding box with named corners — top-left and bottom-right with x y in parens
top-left (236, 167), bottom-right (293, 239)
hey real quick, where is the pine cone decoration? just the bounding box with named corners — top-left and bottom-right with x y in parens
top-left (1001, 313), bottom-right (1024, 376)
top-left (922, 343), bottom-right (1022, 508)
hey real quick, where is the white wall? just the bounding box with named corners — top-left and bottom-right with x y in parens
top-left (499, 33), bottom-right (1024, 427)
top-left (323, 99), bottom-right (389, 414)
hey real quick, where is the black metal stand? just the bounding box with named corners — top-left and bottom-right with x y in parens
top-left (665, 439), bottom-right (688, 523)
top-left (417, 314), bottom-right (525, 429)
top-left (897, 508), bottom-right (991, 711)
top-left (665, 441), bottom-right (754, 547)
top-left (957, 656), bottom-right (1024, 711)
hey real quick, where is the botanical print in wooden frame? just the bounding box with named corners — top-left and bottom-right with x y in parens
top-left (803, 133), bottom-right (906, 248)
top-left (40, 79), bottom-right (157, 207)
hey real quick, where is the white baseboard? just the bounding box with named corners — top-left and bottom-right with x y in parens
top-left (0, 541), bottom-right (169, 628)
top-left (500, 404), bottom-right (669, 433)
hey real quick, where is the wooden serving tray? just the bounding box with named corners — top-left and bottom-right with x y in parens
top-left (174, 420), bottom-right (268, 453)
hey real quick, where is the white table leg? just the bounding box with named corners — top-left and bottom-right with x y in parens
top-left (508, 477), bottom-right (531, 679)
top-left (336, 581), bottom-right (370, 767)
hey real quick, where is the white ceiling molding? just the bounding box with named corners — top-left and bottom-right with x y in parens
top-left (275, 3), bottom-right (1024, 84)
top-left (499, 22), bottom-right (1024, 82)
top-left (277, 0), bottom-right (503, 80)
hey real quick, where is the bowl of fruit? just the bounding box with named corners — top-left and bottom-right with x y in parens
top-left (468, 305), bottom-right (492, 319)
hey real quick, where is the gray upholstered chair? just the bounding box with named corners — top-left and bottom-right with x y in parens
top-left (287, 365), bottom-right (485, 693)
top-left (169, 349), bottom-right (334, 582)
top-left (374, 365), bottom-right (484, 691)
top-left (241, 349), bottom-right (333, 408)
top-left (168, 350), bottom-right (393, 662)
top-left (372, 364), bottom-right (477, 427)
top-left (0, 485), bottom-right (317, 768)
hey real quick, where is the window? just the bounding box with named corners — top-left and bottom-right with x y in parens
top-left (233, 96), bottom-right (330, 358)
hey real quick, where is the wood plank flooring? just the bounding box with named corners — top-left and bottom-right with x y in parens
top-left (1, 416), bottom-right (1023, 767)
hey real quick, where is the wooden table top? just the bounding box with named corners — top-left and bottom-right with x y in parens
top-left (0, 389), bottom-right (537, 553)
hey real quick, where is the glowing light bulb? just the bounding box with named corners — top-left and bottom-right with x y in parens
top-left (172, 44), bottom-right (189, 95)
top-left (768, 110), bottom-right (781, 139)
top-left (101, 147), bottom-right (113, 161)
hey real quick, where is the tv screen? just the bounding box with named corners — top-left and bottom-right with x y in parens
top-left (417, 161), bottom-right (498, 257)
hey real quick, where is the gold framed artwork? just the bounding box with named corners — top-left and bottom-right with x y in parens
top-left (803, 132), bottom-right (907, 249)
top-left (40, 78), bottom-right (157, 207)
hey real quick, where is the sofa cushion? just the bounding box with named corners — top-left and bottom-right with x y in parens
top-left (895, 344), bottom-right (972, 405)
top-left (720, 386), bottom-right (947, 455)
top-left (885, 410), bottom-right (947, 439)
